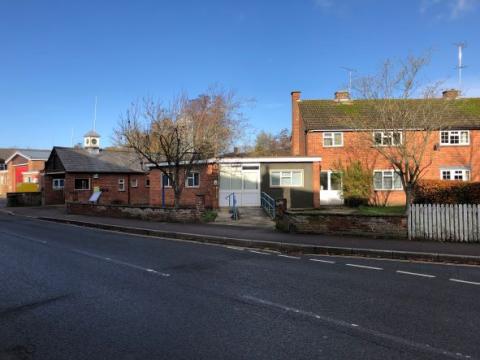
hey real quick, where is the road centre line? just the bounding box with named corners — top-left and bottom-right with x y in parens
top-left (278, 254), bottom-right (301, 260)
top-left (70, 249), bottom-right (170, 277)
top-left (309, 258), bottom-right (336, 264)
top-left (242, 295), bottom-right (470, 359)
top-left (346, 263), bottom-right (383, 271)
top-left (396, 270), bottom-right (435, 278)
top-left (249, 250), bottom-right (271, 255)
top-left (449, 278), bottom-right (480, 286)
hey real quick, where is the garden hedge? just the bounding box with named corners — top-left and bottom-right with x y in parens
top-left (414, 180), bottom-right (480, 204)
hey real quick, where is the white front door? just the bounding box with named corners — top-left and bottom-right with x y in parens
top-left (219, 164), bottom-right (261, 207)
top-left (320, 171), bottom-right (343, 205)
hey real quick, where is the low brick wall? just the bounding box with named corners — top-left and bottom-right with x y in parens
top-left (7, 192), bottom-right (42, 207)
top-left (66, 202), bottom-right (205, 223)
top-left (276, 211), bottom-right (407, 239)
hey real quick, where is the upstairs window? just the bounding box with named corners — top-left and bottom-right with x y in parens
top-left (323, 132), bottom-right (343, 147)
top-left (131, 179), bottom-right (138, 188)
top-left (186, 172), bottom-right (200, 188)
top-left (145, 178), bottom-right (150, 187)
top-left (440, 130), bottom-right (469, 145)
top-left (74, 178), bottom-right (90, 190)
top-left (373, 170), bottom-right (403, 191)
top-left (0, 164), bottom-right (6, 170)
top-left (373, 131), bottom-right (402, 146)
top-left (441, 169), bottom-right (470, 181)
top-left (118, 178), bottom-right (125, 191)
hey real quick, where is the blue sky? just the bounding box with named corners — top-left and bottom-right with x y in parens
top-left (0, 0), bottom-right (479, 148)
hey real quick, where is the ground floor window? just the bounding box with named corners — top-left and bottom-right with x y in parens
top-left (118, 178), bottom-right (125, 191)
top-left (186, 172), bottom-right (200, 187)
top-left (53, 178), bottom-right (65, 190)
top-left (270, 170), bottom-right (303, 187)
top-left (162, 173), bottom-right (172, 187)
top-left (131, 178), bottom-right (138, 188)
top-left (320, 171), bottom-right (342, 191)
top-left (441, 169), bottom-right (470, 181)
top-left (74, 178), bottom-right (90, 190)
top-left (373, 170), bottom-right (402, 190)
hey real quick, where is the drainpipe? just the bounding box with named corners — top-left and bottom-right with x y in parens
top-left (127, 174), bottom-right (131, 205)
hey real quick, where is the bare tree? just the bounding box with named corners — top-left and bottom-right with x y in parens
top-left (348, 54), bottom-right (454, 213)
top-left (115, 87), bottom-right (246, 208)
top-left (250, 128), bottom-right (291, 156)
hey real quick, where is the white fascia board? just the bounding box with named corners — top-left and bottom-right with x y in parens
top-left (218, 157), bottom-right (321, 163)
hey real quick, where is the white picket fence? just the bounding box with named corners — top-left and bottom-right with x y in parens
top-left (408, 204), bottom-right (480, 242)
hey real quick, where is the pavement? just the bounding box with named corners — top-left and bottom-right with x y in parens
top-left (2, 205), bottom-right (480, 264)
top-left (1, 213), bottom-right (480, 359)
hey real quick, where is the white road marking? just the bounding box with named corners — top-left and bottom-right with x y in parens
top-left (243, 295), bottom-right (471, 359)
top-left (346, 263), bottom-right (383, 271)
top-left (396, 270), bottom-right (435, 278)
top-left (225, 246), bottom-right (244, 251)
top-left (70, 249), bottom-right (170, 277)
top-left (309, 258), bottom-right (335, 264)
top-left (249, 250), bottom-right (271, 255)
top-left (449, 278), bottom-right (480, 286)
top-left (278, 254), bottom-right (301, 260)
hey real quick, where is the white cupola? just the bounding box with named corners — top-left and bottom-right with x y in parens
top-left (84, 130), bottom-right (101, 153)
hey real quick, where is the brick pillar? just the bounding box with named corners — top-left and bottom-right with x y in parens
top-left (291, 91), bottom-right (303, 156)
top-left (312, 161), bottom-right (321, 208)
top-left (195, 194), bottom-right (205, 212)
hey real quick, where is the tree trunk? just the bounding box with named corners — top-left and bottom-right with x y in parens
top-left (173, 188), bottom-right (181, 209)
top-left (404, 184), bottom-right (414, 216)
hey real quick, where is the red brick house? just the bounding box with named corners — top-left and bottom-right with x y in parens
top-left (43, 131), bottom-right (149, 205)
top-left (291, 89), bottom-right (480, 205)
top-left (0, 148), bottom-right (50, 197)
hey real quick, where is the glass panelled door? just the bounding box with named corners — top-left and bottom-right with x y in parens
top-left (219, 164), bottom-right (261, 207)
top-left (320, 170), bottom-right (343, 205)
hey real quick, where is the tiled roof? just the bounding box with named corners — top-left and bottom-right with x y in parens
top-left (298, 98), bottom-right (480, 131)
top-left (51, 147), bottom-right (147, 173)
top-left (0, 148), bottom-right (50, 162)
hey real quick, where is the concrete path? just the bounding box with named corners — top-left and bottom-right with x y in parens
top-left (3, 205), bottom-right (480, 261)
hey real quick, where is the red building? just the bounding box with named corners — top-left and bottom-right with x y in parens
top-left (43, 131), bottom-right (149, 206)
top-left (291, 89), bottom-right (480, 205)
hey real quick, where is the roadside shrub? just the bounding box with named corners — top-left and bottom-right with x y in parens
top-left (414, 180), bottom-right (480, 204)
top-left (201, 210), bottom-right (217, 222)
top-left (337, 161), bottom-right (372, 207)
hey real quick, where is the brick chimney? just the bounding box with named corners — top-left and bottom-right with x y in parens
top-left (442, 89), bottom-right (460, 100)
top-left (334, 90), bottom-right (350, 102)
top-left (291, 91), bottom-right (305, 156)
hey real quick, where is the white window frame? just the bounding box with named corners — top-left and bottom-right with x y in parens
top-left (373, 170), bottom-right (403, 191)
top-left (373, 131), bottom-right (402, 147)
top-left (270, 170), bottom-right (304, 188)
top-left (186, 172), bottom-right (200, 188)
top-left (0, 164), bottom-right (6, 170)
top-left (74, 178), bottom-right (90, 191)
top-left (439, 130), bottom-right (470, 146)
top-left (118, 178), bottom-right (125, 192)
top-left (52, 178), bottom-right (65, 190)
top-left (440, 168), bottom-right (470, 181)
top-left (131, 178), bottom-right (138, 188)
top-left (323, 132), bottom-right (343, 147)
top-left (162, 173), bottom-right (172, 188)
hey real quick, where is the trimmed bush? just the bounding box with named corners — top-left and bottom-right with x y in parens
top-left (414, 180), bottom-right (480, 204)
top-left (337, 161), bottom-right (372, 207)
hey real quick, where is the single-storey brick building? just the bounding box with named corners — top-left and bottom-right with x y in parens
top-left (43, 131), bottom-right (150, 206)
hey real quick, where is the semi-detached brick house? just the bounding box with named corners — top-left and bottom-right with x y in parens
top-left (43, 131), bottom-right (149, 206)
top-left (291, 89), bottom-right (480, 205)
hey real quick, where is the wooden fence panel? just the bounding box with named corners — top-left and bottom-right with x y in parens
top-left (409, 204), bottom-right (480, 242)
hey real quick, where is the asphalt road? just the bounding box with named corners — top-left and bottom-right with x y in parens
top-left (0, 213), bottom-right (479, 360)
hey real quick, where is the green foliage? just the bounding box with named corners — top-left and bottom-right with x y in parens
top-left (201, 210), bottom-right (218, 222)
top-left (338, 161), bottom-right (372, 207)
top-left (357, 205), bottom-right (405, 216)
top-left (414, 180), bottom-right (480, 204)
